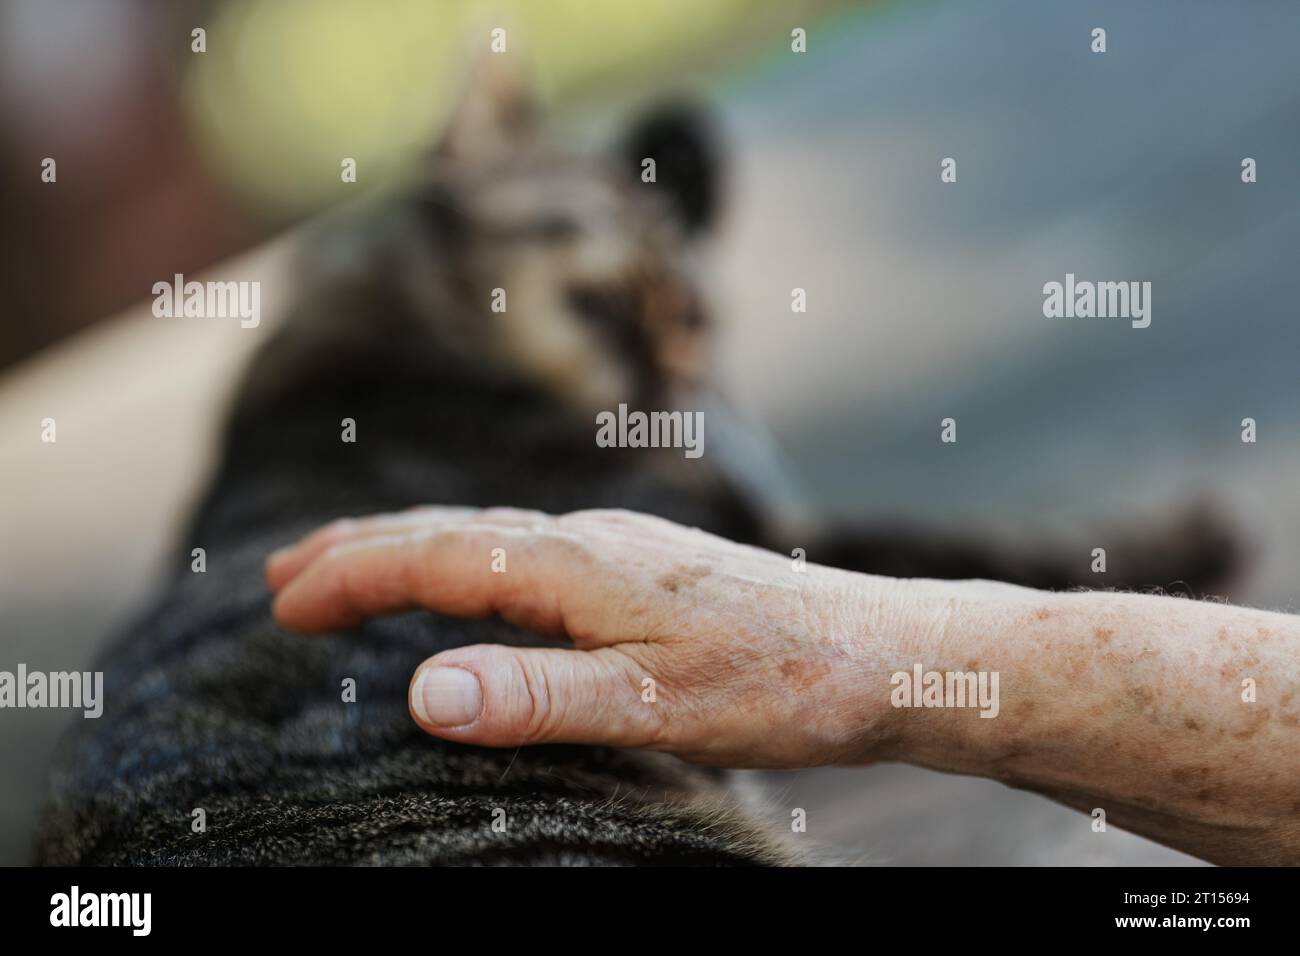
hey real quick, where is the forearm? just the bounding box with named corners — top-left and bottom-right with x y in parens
top-left (885, 579), bottom-right (1300, 864)
top-left (268, 505), bottom-right (1299, 862)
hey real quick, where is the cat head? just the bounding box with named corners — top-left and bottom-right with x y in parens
top-left (391, 54), bottom-right (724, 413)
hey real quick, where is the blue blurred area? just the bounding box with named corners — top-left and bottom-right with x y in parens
top-left (715, 0), bottom-right (1298, 530)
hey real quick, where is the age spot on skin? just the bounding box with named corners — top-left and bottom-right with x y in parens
top-left (1093, 627), bottom-right (1114, 645)
top-left (1171, 765), bottom-right (1211, 786)
top-left (1232, 708), bottom-right (1270, 741)
top-left (656, 563), bottom-right (712, 594)
top-left (778, 657), bottom-right (830, 689)
top-left (1184, 718), bottom-right (1202, 732)
top-left (1034, 608), bottom-right (1052, 621)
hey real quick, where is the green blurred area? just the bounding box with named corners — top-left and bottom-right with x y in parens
top-left (185, 0), bottom-right (857, 215)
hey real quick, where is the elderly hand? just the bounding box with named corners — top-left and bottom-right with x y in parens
top-left (267, 507), bottom-right (912, 768)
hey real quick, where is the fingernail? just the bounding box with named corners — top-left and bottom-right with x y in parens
top-left (411, 667), bottom-right (482, 726)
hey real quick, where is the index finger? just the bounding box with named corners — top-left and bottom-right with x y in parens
top-left (270, 520), bottom-right (620, 645)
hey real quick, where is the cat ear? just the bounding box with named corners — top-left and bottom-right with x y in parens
top-left (437, 50), bottom-right (538, 162)
top-left (619, 102), bottom-right (723, 234)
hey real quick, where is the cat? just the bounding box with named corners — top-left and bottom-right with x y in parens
top-left (36, 57), bottom-right (1237, 866)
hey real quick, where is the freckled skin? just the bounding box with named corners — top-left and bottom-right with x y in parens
top-left (1231, 707), bottom-right (1270, 740)
top-left (778, 657), bottom-right (831, 689)
top-left (896, 580), bottom-right (1300, 865)
top-left (270, 508), bottom-right (1300, 864)
top-left (656, 563), bottom-right (711, 594)
top-left (1131, 686), bottom-right (1156, 712)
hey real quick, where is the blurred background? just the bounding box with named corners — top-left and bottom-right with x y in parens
top-left (2, 0), bottom-right (1298, 865)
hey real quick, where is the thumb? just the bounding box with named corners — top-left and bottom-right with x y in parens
top-left (407, 644), bottom-right (666, 749)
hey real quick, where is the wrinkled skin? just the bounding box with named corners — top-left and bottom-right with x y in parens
top-left (270, 506), bottom-right (1300, 866)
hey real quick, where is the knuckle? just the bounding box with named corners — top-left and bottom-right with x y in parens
top-left (481, 506), bottom-right (550, 528)
top-left (481, 518), bottom-right (591, 566)
top-left (533, 528), bottom-right (592, 564)
top-left (561, 508), bottom-right (630, 527)
top-left (312, 517), bottom-right (358, 549)
top-left (555, 510), bottom-right (643, 551)
top-left (334, 550), bottom-right (373, 609)
top-left (562, 509), bottom-right (682, 545)
top-left (406, 530), bottom-right (444, 595)
top-left (505, 651), bottom-right (556, 744)
top-left (638, 684), bottom-right (675, 751)
top-left (613, 648), bottom-right (677, 750)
